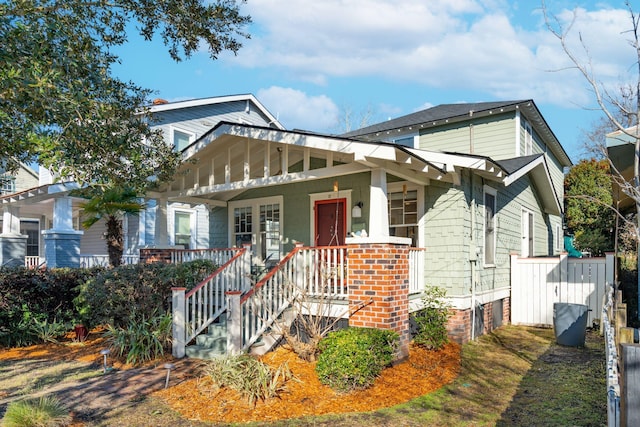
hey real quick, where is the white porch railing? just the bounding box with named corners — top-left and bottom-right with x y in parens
top-left (78, 254), bottom-right (140, 268)
top-left (170, 248), bottom-right (243, 265)
top-left (228, 245), bottom-right (349, 353)
top-left (171, 246), bottom-right (251, 357)
top-left (24, 256), bottom-right (44, 269)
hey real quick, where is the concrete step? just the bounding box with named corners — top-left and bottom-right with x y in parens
top-left (195, 334), bottom-right (227, 352)
top-left (206, 323), bottom-right (226, 338)
top-left (185, 344), bottom-right (226, 360)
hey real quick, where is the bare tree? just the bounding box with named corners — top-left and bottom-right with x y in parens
top-left (543, 0), bottom-right (640, 315)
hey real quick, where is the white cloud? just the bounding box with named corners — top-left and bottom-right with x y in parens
top-left (257, 86), bottom-right (339, 131)
top-left (229, 1), bottom-right (637, 109)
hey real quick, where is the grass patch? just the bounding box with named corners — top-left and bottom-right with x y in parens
top-left (243, 325), bottom-right (605, 427)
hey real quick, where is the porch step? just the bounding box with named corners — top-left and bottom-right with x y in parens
top-left (248, 308), bottom-right (296, 356)
top-left (185, 321), bottom-right (228, 360)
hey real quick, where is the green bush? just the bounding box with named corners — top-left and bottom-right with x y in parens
top-left (76, 260), bottom-right (216, 328)
top-left (201, 354), bottom-right (295, 406)
top-left (316, 327), bottom-right (398, 392)
top-left (0, 267), bottom-right (96, 347)
top-left (2, 395), bottom-right (71, 427)
top-left (104, 310), bottom-right (172, 366)
top-left (412, 286), bottom-right (451, 350)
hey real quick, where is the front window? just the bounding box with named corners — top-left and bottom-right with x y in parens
top-left (388, 186), bottom-right (419, 247)
top-left (174, 211), bottom-right (192, 249)
top-left (484, 187), bottom-right (497, 266)
top-left (1, 175), bottom-right (15, 195)
top-left (20, 220), bottom-right (40, 256)
top-left (230, 196), bottom-right (283, 263)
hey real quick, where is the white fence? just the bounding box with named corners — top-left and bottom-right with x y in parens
top-left (510, 253), bottom-right (614, 327)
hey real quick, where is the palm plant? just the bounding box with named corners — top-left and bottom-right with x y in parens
top-left (78, 186), bottom-right (145, 267)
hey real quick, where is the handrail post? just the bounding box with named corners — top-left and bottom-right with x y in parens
top-left (226, 291), bottom-right (243, 355)
top-left (171, 287), bottom-right (187, 358)
top-left (241, 243), bottom-right (252, 291)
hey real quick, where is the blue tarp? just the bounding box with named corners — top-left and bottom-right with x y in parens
top-left (564, 235), bottom-right (583, 258)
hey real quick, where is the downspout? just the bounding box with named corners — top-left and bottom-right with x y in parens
top-left (470, 171), bottom-right (477, 341)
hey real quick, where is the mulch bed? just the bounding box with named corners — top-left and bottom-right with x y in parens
top-left (0, 331), bottom-right (461, 425)
top-left (154, 342), bottom-right (461, 424)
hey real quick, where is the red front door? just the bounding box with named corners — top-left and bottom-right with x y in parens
top-left (314, 199), bottom-right (346, 246)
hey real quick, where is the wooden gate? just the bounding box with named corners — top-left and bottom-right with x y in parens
top-left (510, 253), bottom-right (614, 327)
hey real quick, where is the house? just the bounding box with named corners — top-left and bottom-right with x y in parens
top-left (0, 162), bottom-right (40, 266)
top-left (0, 96), bottom-right (571, 345)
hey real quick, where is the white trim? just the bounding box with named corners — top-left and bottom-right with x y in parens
top-left (515, 110), bottom-right (521, 157)
top-left (308, 190), bottom-right (352, 246)
top-left (555, 223), bottom-right (563, 253)
top-left (228, 195), bottom-right (284, 261)
top-left (147, 94), bottom-right (285, 130)
top-left (524, 120), bottom-right (533, 155)
top-left (521, 207), bottom-right (534, 257)
top-left (483, 185), bottom-right (497, 267)
top-left (170, 126), bottom-right (196, 152)
top-left (447, 287), bottom-right (511, 310)
top-left (387, 182), bottom-right (424, 247)
top-left (169, 206), bottom-right (197, 249)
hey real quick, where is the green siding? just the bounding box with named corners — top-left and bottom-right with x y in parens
top-left (419, 113), bottom-right (517, 160)
top-left (423, 180), bottom-right (470, 297)
top-left (209, 173), bottom-right (372, 252)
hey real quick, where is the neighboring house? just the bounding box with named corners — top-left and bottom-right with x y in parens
top-left (606, 125), bottom-right (637, 214)
top-left (0, 162), bottom-right (41, 265)
top-left (0, 96), bottom-right (571, 343)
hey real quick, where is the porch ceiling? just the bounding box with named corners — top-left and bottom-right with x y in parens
top-left (151, 123), bottom-right (451, 205)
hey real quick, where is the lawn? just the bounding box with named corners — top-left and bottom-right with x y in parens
top-left (0, 325), bottom-right (606, 426)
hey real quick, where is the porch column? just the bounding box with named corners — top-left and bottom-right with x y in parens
top-left (154, 197), bottom-right (169, 247)
top-left (346, 236), bottom-right (412, 361)
top-left (0, 206), bottom-right (27, 267)
top-left (42, 196), bottom-right (83, 268)
top-left (368, 169), bottom-right (389, 239)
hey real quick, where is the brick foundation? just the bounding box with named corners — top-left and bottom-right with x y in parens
top-left (347, 242), bottom-right (410, 360)
top-left (139, 248), bottom-right (174, 264)
top-left (446, 297), bottom-right (511, 344)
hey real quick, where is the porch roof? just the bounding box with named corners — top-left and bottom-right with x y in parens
top-left (150, 122), bottom-right (455, 205)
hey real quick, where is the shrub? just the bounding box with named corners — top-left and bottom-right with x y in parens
top-left (412, 286), bottom-right (451, 350)
top-left (316, 327), bottom-right (398, 392)
top-left (29, 317), bottom-right (69, 344)
top-left (76, 260), bottom-right (216, 328)
top-left (201, 354), bottom-right (295, 406)
top-left (2, 395), bottom-right (71, 427)
top-left (104, 310), bottom-right (172, 366)
top-left (0, 267), bottom-right (96, 347)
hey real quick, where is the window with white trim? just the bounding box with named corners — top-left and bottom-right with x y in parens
top-left (20, 220), bottom-right (40, 257)
top-left (230, 196), bottom-right (282, 262)
top-left (1, 175), bottom-right (15, 195)
top-left (524, 121), bottom-right (533, 156)
top-left (174, 211), bottom-right (193, 249)
top-left (388, 186), bottom-right (419, 247)
top-left (172, 127), bottom-right (195, 152)
top-left (484, 187), bottom-right (497, 266)
top-left (521, 208), bottom-right (534, 257)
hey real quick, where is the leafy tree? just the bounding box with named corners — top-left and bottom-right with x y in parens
top-left (78, 186), bottom-right (145, 267)
top-left (0, 0), bottom-right (251, 190)
top-left (564, 159), bottom-right (615, 256)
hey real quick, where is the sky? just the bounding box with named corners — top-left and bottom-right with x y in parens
top-left (112, 0), bottom-right (640, 163)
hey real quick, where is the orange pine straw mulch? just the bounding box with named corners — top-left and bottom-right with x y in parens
top-left (154, 342), bottom-right (461, 424)
top-left (0, 330), bottom-right (461, 424)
